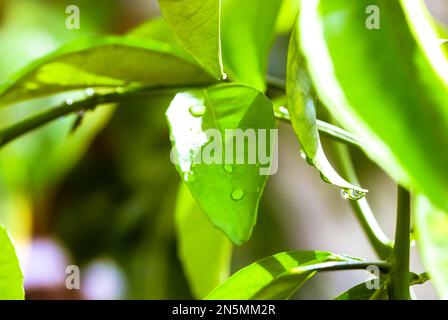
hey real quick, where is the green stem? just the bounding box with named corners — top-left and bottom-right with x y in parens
top-left (0, 86), bottom-right (182, 148)
top-left (291, 260), bottom-right (390, 274)
top-left (389, 185), bottom-right (411, 300)
top-left (334, 144), bottom-right (393, 260)
top-left (273, 104), bottom-right (368, 150)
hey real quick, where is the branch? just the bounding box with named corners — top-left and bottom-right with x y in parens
top-left (0, 86), bottom-right (186, 148)
top-left (334, 144), bottom-right (393, 260)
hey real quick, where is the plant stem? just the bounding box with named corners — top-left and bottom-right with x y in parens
top-left (389, 185), bottom-right (411, 300)
top-left (291, 260), bottom-right (390, 274)
top-left (273, 105), bottom-right (368, 150)
top-left (334, 143), bottom-right (393, 260)
top-left (0, 86), bottom-right (182, 148)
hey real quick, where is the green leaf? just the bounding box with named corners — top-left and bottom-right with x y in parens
top-left (175, 183), bottom-right (232, 299)
top-left (299, 0), bottom-right (448, 213)
top-left (335, 278), bottom-right (389, 300)
top-left (159, 0), bottom-right (225, 80)
top-left (335, 272), bottom-right (428, 300)
top-left (287, 20), bottom-right (367, 197)
top-left (206, 251), bottom-right (359, 300)
top-left (221, 0), bottom-right (282, 91)
top-left (0, 36), bottom-right (213, 105)
top-left (415, 195), bottom-right (448, 299)
top-left (275, 0), bottom-right (300, 34)
top-left (166, 83), bottom-right (276, 245)
top-left (0, 225), bottom-right (24, 300)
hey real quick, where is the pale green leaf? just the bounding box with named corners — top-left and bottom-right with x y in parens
top-left (159, 0), bottom-right (224, 80)
top-left (0, 225), bottom-right (24, 300)
top-left (299, 0), bottom-right (448, 212)
top-left (0, 36), bottom-right (213, 105)
top-left (415, 195), bottom-right (448, 299)
top-left (287, 19), bottom-right (367, 197)
top-left (221, 0), bottom-right (282, 91)
top-left (206, 251), bottom-right (359, 300)
top-left (175, 183), bottom-right (232, 299)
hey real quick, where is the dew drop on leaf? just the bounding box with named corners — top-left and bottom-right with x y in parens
top-left (66, 98), bottom-right (74, 106)
top-left (231, 188), bottom-right (245, 201)
top-left (183, 171), bottom-right (196, 182)
top-left (223, 164), bottom-right (234, 173)
top-left (341, 189), bottom-right (365, 201)
top-left (189, 105), bottom-right (206, 117)
top-left (85, 88), bottom-right (95, 97)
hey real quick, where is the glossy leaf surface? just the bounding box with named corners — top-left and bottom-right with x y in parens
top-left (166, 84), bottom-right (276, 245)
top-left (206, 251), bottom-right (359, 299)
top-left (299, 0), bottom-right (448, 212)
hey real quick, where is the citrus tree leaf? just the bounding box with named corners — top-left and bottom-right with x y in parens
top-left (415, 195), bottom-right (448, 299)
top-left (166, 83), bottom-right (276, 245)
top-left (335, 278), bottom-right (389, 300)
top-left (0, 224), bottom-right (24, 300)
top-left (0, 36), bottom-right (213, 105)
top-left (287, 20), bottom-right (367, 198)
top-left (299, 0), bottom-right (448, 212)
top-left (221, 0), bottom-right (282, 91)
top-left (276, 0), bottom-right (300, 34)
top-left (159, 0), bottom-right (225, 80)
top-left (175, 183), bottom-right (232, 299)
top-left (206, 251), bottom-right (360, 300)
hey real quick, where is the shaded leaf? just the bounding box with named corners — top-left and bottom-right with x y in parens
top-left (0, 36), bottom-right (213, 105)
top-left (175, 183), bottom-right (232, 299)
top-left (159, 0), bottom-right (224, 80)
top-left (287, 20), bottom-right (367, 197)
top-left (299, 0), bottom-right (448, 212)
top-left (0, 225), bottom-right (24, 300)
top-left (221, 0), bottom-right (282, 91)
top-left (166, 83), bottom-right (276, 245)
top-left (206, 251), bottom-right (359, 300)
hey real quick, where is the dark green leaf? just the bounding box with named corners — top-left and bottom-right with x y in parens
top-left (0, 36), bottom-right (213, 105)
top-left (175, 183), bottom-right (232, 299)
top-left (166, 83), bottom-right (276, 245)
top-left (0, 225), bottom-right (24, 300)
top-left (206, 251), bottom-right (359, 300)
top-left (299, 0), bottom-right (448, 213)
top-left (159, 0), bottom-right (224, 80)
top-left (287, 20), bottom-right (367, 197)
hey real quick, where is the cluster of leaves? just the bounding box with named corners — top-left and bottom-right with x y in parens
top-left (0, 0), bottom-right (448, 300)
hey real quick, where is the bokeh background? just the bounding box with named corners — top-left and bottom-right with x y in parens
top-left (0, 0), bottom-right (446, 299)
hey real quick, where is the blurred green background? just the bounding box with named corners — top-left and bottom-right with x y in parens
top-left (0, 0), bottom-right (446, 299)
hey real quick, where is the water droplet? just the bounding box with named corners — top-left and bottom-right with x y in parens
top-left (66, 98), bottom-right (74, 106)
top-left (85, 88), bottom-right (95, 97)
top-left (341, 189), bottom-right (365, 201)
top-left (116, 87), bottom-right (125, 94)
top-left (183, 171), bottom-right (196, 182)
top-left (223, 164), bottom-right (234, 173)
top-left (189, 105), bottom-right (206, 117)
top-left (231, 189), bottom-right (245, 201)
top-left (222, 73), bottom-right (228, 80)
top-left (278, 106), bottom-right (289, 116)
